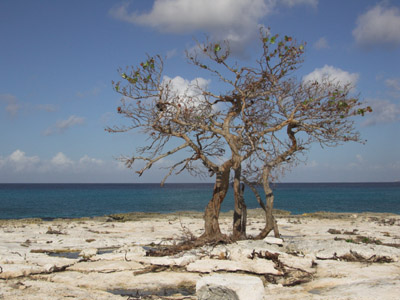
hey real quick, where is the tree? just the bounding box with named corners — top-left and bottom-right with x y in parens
top-left (107, 54), bottom-right (247, 242)
top-left (108, 29), bottom-right (370, 243)
top-left (243, 77), bottom-right (371, 238)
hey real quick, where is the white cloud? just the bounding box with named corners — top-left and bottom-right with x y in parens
top-left (313, 37), bottom-right (329, 50)
top-left (44, 115), bottom-right (85, 136)
top-left (164, 76), bottom-right (209, 96)
top-left (280, 0), bottom-right (318, 8)
top-left (303, 65), bottom-right (359, 88)
top-left (51, 152), bottom-right (74, 167)
top-left (110, 0), bottom-right (319, 54)
top-left (0, 150), bottom-right (109, 179)
top-left (1, 150), bottom-right (40, 172)
top-left (353, 3), bottom-right (400, 48)
top-left (110, 0), bottom-right (269, 33)
top-left (362, 99), bottom-right (400, 126)
top-left (79, 155), bottom-right (104, 166)
top-left (162, 75), bottom-right (210, 110)
top-left (110, 0), bottom-right (274, 53)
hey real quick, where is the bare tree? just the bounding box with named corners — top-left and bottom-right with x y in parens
top-left (108, 29), bottom-right (370, 243)
top-left (240, 69), bottom-right (371, 239)
top-left (107, 54), bottom-right (251, 242)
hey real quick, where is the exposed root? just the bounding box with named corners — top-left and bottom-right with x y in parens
top-left (133, 265), bottom-right (186, 276)
top-left (146, 234), bottom-right (231, 257)
top-left (317, 250), bottom-right (394, 263)
top-left (248, 250), bottom-right (313, 286)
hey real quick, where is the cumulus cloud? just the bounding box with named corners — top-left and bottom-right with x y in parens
top-left (362, 99), bottom-right (400, 126)
top-left (4, 150), bottom-right (40, 172)
top-left (0, 150), bottom-right (108, 179)
top-left (109, 0), bottom-right (270, 53)
top-left (51, 152), bottom-right (74, 167)
top-left (43, 115), bottom-right (85, 136)
top-left (79, 155), bottom-right (104, 166)
top-left (302, 65), bottom-right (359, 88)
top-left (164, 76), bottom-right (209, 96)
top-left (110, 0), bottom-right (269, 34)
top-left (313, 37), bottom-right (329, 50)
top-left (110, 0), bottom-right (317, 53)
top-left (353, 3), bottom-right (400, 48)
top-left (162, 75), bottom-right (210, 109)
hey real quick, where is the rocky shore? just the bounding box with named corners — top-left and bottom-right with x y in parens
top-left (0, 210), bottom-right (399, 299)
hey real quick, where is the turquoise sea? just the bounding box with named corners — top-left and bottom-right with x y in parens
top-left (0, 183), bottom-right (399, 219)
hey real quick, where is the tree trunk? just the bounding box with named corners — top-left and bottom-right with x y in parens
top-left (200, 161), bottom-right (232, 242)
top-left (255, 165), bottom-right (280, 239)
top-left (232, 165), bottom-right (247, 240)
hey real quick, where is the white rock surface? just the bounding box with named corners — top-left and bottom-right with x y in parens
top-left (263, 237), bottom-right (284, 245)
top-left (187, 258), bottom-right (281, 275)
top-left (196, 274), bottom-right (264, 300)
top-left (0, 212), bottom-right (399, 299)
top-left (67, 260), bottom-right (143, 273)
top-left (139, 253), bottom-right (198, 267)
top-left (79, 248), bottom-right (98, 259)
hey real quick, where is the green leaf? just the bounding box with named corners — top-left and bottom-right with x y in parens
top-left (214, 44), bottom-right (221, 52)
top-left (285, 36), bottom-right (292, 42)
top-left (115, 84), bottom-right (119, 92)
top-left (263, 37), bottom-right (269, 43)
top-left (121, 73), bottom-right (127, 79)
top-left (270, 36), bottom-right (276, 44)
top-left (128, 77), bottom-right (137, 84)
top-left (299, 45), bottom-right (304, 50)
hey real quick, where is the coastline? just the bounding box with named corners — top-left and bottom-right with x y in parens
top-left (1, 210), bottom-right (399, 299)
top-left (0, 208), bottom-right (398, 226)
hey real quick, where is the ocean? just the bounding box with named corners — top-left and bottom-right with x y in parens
top-left (0, 182), bottom-right (399, 220)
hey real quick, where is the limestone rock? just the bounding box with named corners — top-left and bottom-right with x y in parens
top-left (196, 274), bottom-right (264, 300)
top-left (0, 264), bottom-right (43, 279)
top-left (263, 237), bottom-right (284, 245)
top-left (140, 253), bottom-right (198, 267)
top-left (67, 260), bottom-right (143, 273)
top-left (186, 258), bottom-right (281, 275)
top-left (225, 240), bottom-right (283, 262)
top-left (79, 248), bottom-right (98, 259)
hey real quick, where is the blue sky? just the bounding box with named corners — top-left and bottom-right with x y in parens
top-left (0, 0), bottom-right (399, 183)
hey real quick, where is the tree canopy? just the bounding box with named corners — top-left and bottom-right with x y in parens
top-left (108, 29), bottom-right (371, 242)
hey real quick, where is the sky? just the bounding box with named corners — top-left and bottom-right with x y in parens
top-left (0, 0), bottom-right (399, 183)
